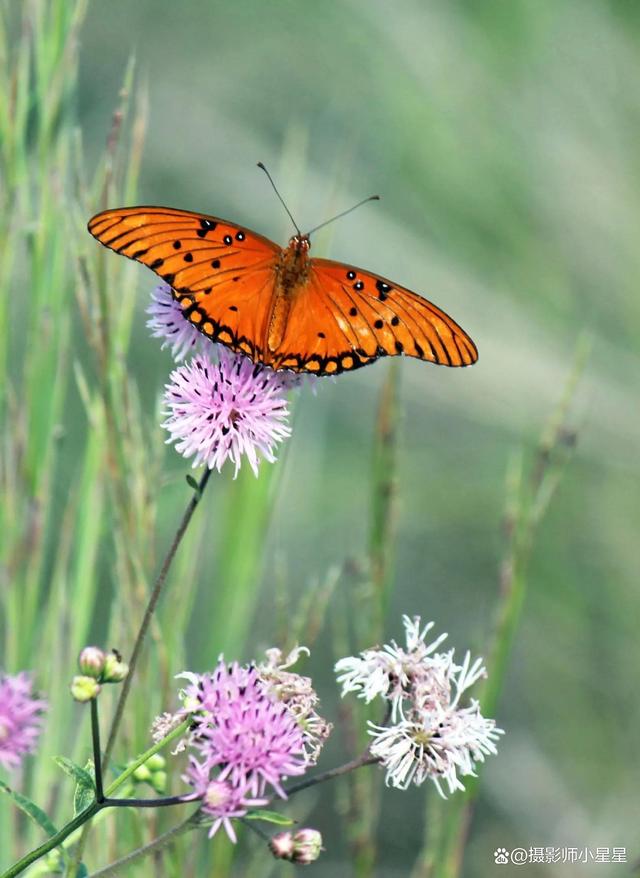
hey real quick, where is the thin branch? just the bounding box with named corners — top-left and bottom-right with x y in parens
top-left (102, 467), bottom-right (212, 767)
top-left (104, 795), bottom-right (188, 809)
top-left (285, 752), bottom-right (380, 796)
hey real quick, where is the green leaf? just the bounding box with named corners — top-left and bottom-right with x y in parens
top-left (185, 474), bottom-right (200, 491)
top-left (0, 778), bottom-right (59, 837)
top-left (54, 756), bottom-right (95, 790)
top-left (75, 761), bottom-right (97, 816)
top-left (244, 809), bottom-right (294, 826)
top-left (74, 781), bottom-right (96, 817)
top-left (54, 755), bottom-right (96, 815)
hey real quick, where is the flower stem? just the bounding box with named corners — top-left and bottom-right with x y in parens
top-left (102, 467), bottom-right (212, 767)
top-left (285, 752), bottom-right (380, 796)
top-left (104, 795), bottom-right (187, 808)
top-left (90, 699), bottom-right (104, 803)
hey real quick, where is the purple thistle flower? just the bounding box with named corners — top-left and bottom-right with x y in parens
top-left (162, 349), bottom-right (292, 477)
top-left (146, 283), bottom-right (201, 361)
top-left (181, 661), bottom-right (308, 799)
top-left (0, 672), bottom-right (47, 771)
top-left (182, 757), bottom-right (267, 842)
top-left (148, 282), bottom-right (314, 389)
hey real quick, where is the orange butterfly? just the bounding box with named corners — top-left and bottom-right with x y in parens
top-left (88, 187), bottom-right (477, 376)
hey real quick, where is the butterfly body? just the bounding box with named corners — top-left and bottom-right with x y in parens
top-left (267, 234), bottom-right (312, 355)
top-left (88, 206), bottom-right (478, 375)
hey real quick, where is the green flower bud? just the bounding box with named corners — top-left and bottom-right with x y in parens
top-left (150, 770), bottom-right (167, 794)
top-left (71, 676), bottom-right (101, 702)
top-left (146, 753), bottom-right (166, 771)
top-left (102, 649), bottom-right (129, 683)
top-left (132, 763), bottom-right (152, 782)
top-left (78, 646), bottom-right (106, 678)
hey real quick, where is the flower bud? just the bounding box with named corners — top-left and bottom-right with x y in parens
top-left (78, 647), bottom-right (106, 678)
top-left (146, 753), bottom-right (166, 771)
top-left (102, 650), bottom-right (129, 683)
top-left (269, 831), bottom-right (295, 861)
top-left (150, 770), bottom-right (167, 794)
top-left (292, 828), bottom-right (323, 864)
top-left (71, 676), bottom-right (101, 702)
top-left (132, 763), bottom-right (152, 782)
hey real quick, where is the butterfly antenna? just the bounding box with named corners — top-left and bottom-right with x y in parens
top-left (257, 162), bottom-right (302, 236)
top-left (305, 195), bottom-right (380, 237)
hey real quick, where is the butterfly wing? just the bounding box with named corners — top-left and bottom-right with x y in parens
top-left (269, 258), bottom-right (478, 374)
top-left (88, 206), bottom-right (280, 360)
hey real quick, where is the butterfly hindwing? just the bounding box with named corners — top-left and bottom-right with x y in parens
top-left (270, 258), bottom-right (478, 374)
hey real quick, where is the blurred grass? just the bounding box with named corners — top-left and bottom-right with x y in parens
top-left (1, 0), bottom-right (639, 876)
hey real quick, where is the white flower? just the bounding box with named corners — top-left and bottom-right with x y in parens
top-left (257, 645), bottom-right (332, 764)
top-left (334, 614), bottom-right (451, 720)
top-left (369, 700), bottom-right (502, 797)
top-left (150, 711), bottom-right (190, 755)
top-left (336, 614), bottom-right (503, 797)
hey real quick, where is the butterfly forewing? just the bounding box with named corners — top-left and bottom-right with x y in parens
top-left (88, 206), bottom-right (281, 360)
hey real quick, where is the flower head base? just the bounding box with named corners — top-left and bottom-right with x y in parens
top-left (257, 646), bottom-right (332, 764)
top-left (335, 616), bottom-right (503, 797)
top-left (181, 660), bottom-right (308, 800)
top-left (147, 283), bottom-right (202, 361)
top-left (0, 672), bottom-right (47, 771)
top-left (162, 350), bottom-right (292, 477)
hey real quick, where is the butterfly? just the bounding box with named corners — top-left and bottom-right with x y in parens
top-left (87, 203), bottom-right (478, 376)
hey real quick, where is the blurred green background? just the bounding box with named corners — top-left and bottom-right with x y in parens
top-left (1, 1), bottom-right (639, 876)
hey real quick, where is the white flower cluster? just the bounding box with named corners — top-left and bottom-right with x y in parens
top-left (335, 615), bottom-right (503, 797)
